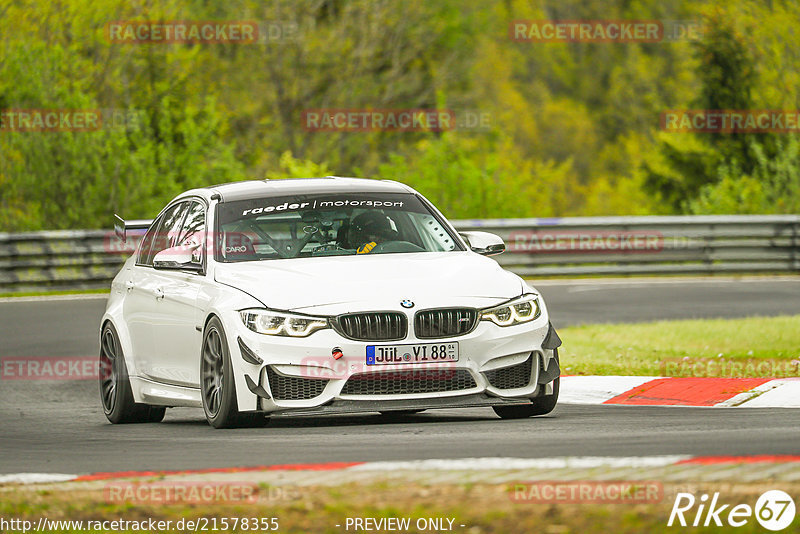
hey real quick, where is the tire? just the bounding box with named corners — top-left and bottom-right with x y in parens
top-left (201, 317), bottom-right (268, 429)
top-left (99, 323), bottom-right (166, 424)
top-left (493, 377), bottom-right (560, 419)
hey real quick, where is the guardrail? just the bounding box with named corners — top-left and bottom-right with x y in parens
top-left (454, 215), bottom-right (800, 277)
top-left (0, 230), bottom-right (126, 292)
top-left (0, 215), bottom-right (798, 293)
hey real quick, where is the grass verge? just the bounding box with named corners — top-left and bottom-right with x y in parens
top-left (1, 481), bottom-right (797, 533)
top-left (559, 315), bottom-right (800, 376)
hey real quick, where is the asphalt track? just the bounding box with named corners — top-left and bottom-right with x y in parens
top-left (1, 278), bottom-right (799, 475)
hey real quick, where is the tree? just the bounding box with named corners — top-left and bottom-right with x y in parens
top-left (643, 10), bottom-right (758, 211)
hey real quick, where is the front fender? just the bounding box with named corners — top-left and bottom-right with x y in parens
top-left (199, 284), bottom-right (265, 412)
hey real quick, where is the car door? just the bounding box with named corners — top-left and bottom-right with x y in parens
top-left (148, 200), bottom-right (208, 387)
top-left (124, 201), bottom-right (190, 384)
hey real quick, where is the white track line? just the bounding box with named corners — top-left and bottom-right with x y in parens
top-left (348, 456), bottom-right (691, 471)
top-left (728, 378), bottom-right (800, 408)
top-left (0, 294), bottom-right (109, 303)
top-left (0, 473), bottom-right (78, 484)
top-left (0, 457), bottom-right (692, 484)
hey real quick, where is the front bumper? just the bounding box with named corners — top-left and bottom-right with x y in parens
top-left (231, 312), bottom-right (560, 414)
top-left (265, 393), bottom-right (540, 417)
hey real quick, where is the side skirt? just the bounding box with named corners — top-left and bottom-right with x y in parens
top-left (129, 376), bottom-right (202, 408)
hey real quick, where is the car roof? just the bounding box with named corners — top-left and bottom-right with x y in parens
top-left (177, 177), bottom-right (414, 203)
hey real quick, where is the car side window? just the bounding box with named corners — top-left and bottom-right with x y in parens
top-left (138, 202), bottom-right (189, 267)
top-left (176, 201), bottom-right (206, 264)
top-left (136, 219), bottom-right (161, 266)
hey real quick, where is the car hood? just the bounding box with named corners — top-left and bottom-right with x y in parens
top-left (214, 252), bottom-right (525, 313)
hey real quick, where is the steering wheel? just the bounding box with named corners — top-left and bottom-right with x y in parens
top-left (234, 222), bottom-right (317, 259)
top-left (278, 229), bottom-right (318, 258)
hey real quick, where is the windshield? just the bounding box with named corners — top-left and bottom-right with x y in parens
top-left (215, 192), bottom-right (462, 262)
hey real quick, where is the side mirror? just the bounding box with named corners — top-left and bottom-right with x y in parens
top-left (460, 231), bottom-right (505, 256)
top-left (153, 242), bottom-right (203, 271)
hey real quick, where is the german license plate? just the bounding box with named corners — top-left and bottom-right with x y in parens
top-left (366, 343), bottom-right (459, 365)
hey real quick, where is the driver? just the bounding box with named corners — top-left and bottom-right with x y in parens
top-left (350, 211), bottom-right (397, 254)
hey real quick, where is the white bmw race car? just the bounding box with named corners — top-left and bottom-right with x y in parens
top-left (100, 177), bottom-right (561, 428)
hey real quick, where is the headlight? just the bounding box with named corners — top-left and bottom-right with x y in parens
top-left (239, 309), bottom-right (329, 337)
top-left (480, 295), bottom-right (541, 327)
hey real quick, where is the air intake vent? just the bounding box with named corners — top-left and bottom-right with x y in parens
top-left (484, 356), bottom-right (533, 390)
top-left (341, 369), bottom-right (476, 396)
top-left (336, 312), bottom-right (407, 341)
top-left (414, 308), bottom-right (478, 339)
top-left (266, 367), bottom-right (328, 400)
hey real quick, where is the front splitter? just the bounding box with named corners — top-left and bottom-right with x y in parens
top-left (267, 392), bottom-right (537, 417)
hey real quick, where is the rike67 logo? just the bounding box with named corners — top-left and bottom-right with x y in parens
top-left (668, 490), bottom-right (796, 530)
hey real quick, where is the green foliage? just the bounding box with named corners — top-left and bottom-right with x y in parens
top-left (644, 4), bottom-right (800, 214)
top-left (688, 137), bottom-right (800, 214)
top-left (377, 134), bottom-right (575, 219)
top-left (644, 10), bottom-right (755, 211)
top-left (643, 132), bottom-right (721, 212)
top-left (265, 152), bottom-right (331, 181)
top-left (0, 96), bottom-right (245, 230)
top-left (694, 11), bottom-right (756, 112)
top-left (1, 0), bottom-right (798, 230)
top-left (0, 22), bottom-right (245, 230)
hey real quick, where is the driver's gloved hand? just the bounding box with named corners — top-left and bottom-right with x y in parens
top-left (357, 241), bottom-right (377, 254)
